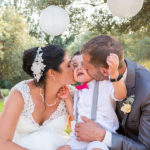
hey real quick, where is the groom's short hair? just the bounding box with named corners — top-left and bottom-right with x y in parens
top-left (81, 35), bottom-right (124, 69)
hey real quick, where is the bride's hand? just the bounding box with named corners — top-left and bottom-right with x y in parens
top-left (56, 145), bottom-right (71, 150)
top-left (57, 86), bottom-right (72, 101)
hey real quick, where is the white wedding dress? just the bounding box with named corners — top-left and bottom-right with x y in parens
top-left (6, 80), bottom-right (70, 150)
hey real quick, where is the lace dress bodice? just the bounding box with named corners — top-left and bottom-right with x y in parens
top-left (7, 80), bottom-right (69, 147)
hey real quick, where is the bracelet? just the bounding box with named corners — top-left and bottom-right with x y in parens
top-left (109, 74), bottom-right (123, 82)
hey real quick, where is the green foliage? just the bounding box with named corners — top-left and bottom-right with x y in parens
top-left (0, 50), bottom-right (4, 59)
top-left (0, 8), bottom-right (41, 87)
top-left (0, 0), bottom-right (150, 86)
top-left (90, 0), bottom-right (150, 34)
top-left (45, 34), bottom-right (75, 49)
top-left (67, 30), bottom-right (150, 70)
top-left (0, 0), bottom-right (87, 44)
top-left (1, 0), bottom-right (150, 36)
top-left (1, 89), bottom-right (10, 97)
top-left (29, 0), bottom-right (73, 10)
top-left (67, 31), bottom-right (99, 56)
top-left (115, 0), bottom-right (150, 33)
top-left (123, 33), bottom-right (150, 61)
top-left (0, 89), bottom-right (8, 113)
top-left (0, 80), bottom-right (12, 89)
top-left (118, 32), bottom-right (150, 70)
top-left (0, 89), bottom-right (9, 112)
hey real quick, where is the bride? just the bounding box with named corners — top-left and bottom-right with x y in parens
top-left (0, 45), bottom-right (75, 150)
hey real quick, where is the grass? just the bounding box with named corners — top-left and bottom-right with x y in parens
top-left (0, 89), bottom-right (10, 112)
top-left (0, 100), bottom-right (4, 112)
top-left (1, 89), bottom-right (10, 97)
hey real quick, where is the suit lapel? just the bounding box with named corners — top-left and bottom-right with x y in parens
top-left (125, 59), bottom-right (136, 97)
top-left (120, 60), bottom-right (137, 129)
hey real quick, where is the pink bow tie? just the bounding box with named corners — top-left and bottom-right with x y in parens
top-left (75, 83), bottom-right (89, 90)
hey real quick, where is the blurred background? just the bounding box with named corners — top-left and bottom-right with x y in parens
top-left (0, 0), bottom-right (150, 109)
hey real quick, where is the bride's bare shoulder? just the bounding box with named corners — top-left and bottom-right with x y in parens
top-left (4, 79), bottom-right (34, 106)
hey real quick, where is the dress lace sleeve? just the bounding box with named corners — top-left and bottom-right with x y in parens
top-left (5, 81), bottom-right (35, 115)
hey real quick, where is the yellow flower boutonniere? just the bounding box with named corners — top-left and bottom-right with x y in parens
top-left (121, 103), bottom-right (131, 114)
top-left (121, 95), bottom-right (135, 114)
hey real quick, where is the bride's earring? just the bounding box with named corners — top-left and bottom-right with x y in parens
top-left (52, 76), bottom-right (56, 81)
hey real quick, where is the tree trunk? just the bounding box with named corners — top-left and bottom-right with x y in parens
top-left (0, 90), bottom-right (3, 99)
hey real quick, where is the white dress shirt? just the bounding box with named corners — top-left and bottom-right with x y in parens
top-left (68, 69), bottom-right (127, 149)
top-left (74, 79), bottom-right (120, 133)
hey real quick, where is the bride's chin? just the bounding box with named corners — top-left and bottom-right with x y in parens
top-left (70, 80), bottom-right (76, 85)
top-left (68, 78), bottom-right (76, 85)
top-left (61, 79), bottom-right (76, 86)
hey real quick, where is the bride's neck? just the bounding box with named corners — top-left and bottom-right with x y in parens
top-left (43, 80), bottom-right (61, 102)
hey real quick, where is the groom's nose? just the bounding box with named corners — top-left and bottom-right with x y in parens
top-left (82, 63), bottom-right (86, 69)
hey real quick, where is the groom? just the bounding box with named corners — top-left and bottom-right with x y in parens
top-left (75, 35), bottom-right (150, 149)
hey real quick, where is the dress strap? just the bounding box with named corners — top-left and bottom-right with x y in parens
top-left (13, 80), bottom-right (35, 115)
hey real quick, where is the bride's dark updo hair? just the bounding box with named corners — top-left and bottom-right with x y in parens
top-left (23, 45), bottom-right (65, 85)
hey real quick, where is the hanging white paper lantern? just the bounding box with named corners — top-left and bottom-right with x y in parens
top-left (39, 5), bottom-right (70, 36)
top-left (107, 0), bottom-right (144, 18)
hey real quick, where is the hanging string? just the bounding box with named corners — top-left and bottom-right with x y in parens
top-left (50, 35), bottom-right (54, 44)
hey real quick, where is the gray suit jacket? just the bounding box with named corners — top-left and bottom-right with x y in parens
top-left (111, 60), bottom-right (150, 150)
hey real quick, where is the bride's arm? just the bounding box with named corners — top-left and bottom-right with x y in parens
top-left (0, 89), bottom-right (28, 150)
top-left (64, 94), bottom-right (74, 121)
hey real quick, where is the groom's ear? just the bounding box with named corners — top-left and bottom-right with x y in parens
top-left (100, 67), bottom-right (109, 77)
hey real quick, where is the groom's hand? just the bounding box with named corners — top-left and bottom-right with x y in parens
top-left (56, 145), bottom-right (70, 150)
top-left (75, 116), bottom-right (106, 142)
top-left (107, 53), bottom-right (119, 78)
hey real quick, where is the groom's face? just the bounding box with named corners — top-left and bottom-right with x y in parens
top-left (82, 53), bottom-right (107, 81)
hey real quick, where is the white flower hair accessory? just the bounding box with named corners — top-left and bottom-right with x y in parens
top-left (31, 47), bottom-right (46, 82)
